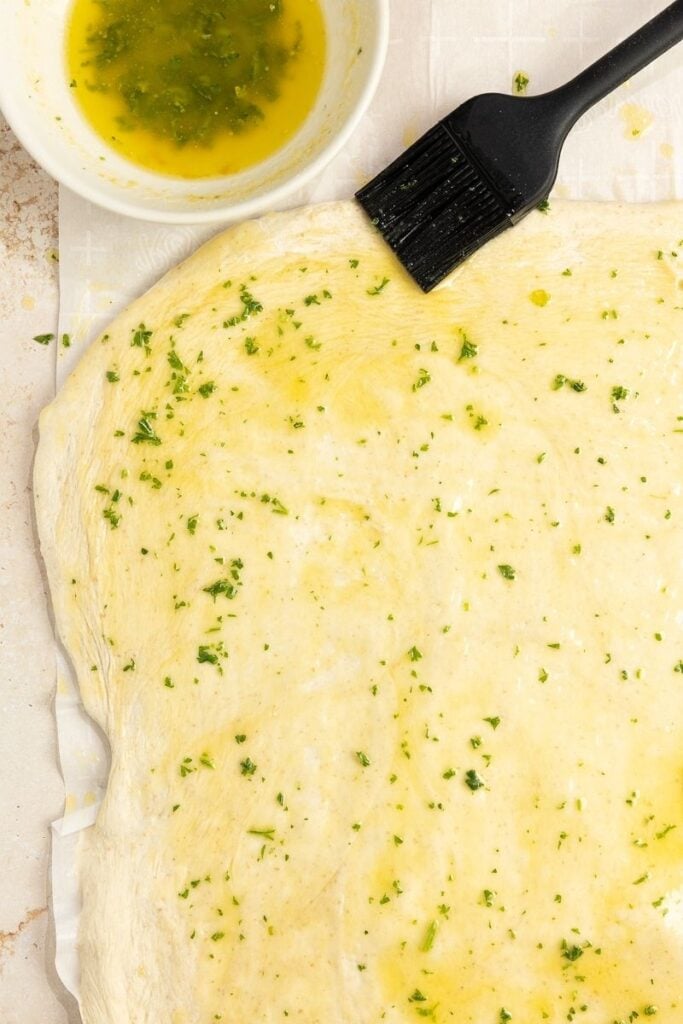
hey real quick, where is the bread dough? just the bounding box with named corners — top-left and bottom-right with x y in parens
top-left (35, 201), bottom-right (683, 1023)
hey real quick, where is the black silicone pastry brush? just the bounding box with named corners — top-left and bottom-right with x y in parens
top-left (356, 1), bottom-right (683, 292)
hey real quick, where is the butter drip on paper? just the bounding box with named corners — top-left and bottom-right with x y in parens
top-left (620, 102), bottom-right (654, 139)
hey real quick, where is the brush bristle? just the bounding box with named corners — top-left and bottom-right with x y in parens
top-left (356, 123), bottom-right (512, 292)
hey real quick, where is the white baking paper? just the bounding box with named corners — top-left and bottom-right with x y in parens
top-left (52, 0), bottom-right (683, 1013)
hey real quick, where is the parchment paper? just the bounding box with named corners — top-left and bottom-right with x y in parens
top-left (51, 0), bottom-right (683, 1011)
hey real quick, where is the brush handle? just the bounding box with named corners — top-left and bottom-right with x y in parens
top-left (552, 0), bottom-right (683, 125)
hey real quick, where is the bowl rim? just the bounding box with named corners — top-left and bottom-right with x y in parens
top-left (0, 0), bottom-right (390, 223)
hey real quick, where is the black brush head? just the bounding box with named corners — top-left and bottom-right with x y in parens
top-left (356, 92), bottom-right (568, 292)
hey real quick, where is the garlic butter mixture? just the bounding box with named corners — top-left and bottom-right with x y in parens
top-left (66, 0), bottom-right (326, 177)
top-left (35, 202), bottom-right (683, 1024)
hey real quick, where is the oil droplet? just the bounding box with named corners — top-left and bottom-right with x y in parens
top-left (620, 103), bottom-right (654, 140)
top-left (402, 122), bottom-right (419, 149)
top-left (660, 142), bottom-right (674, 160)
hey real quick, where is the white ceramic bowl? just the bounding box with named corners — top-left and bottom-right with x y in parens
top-left (0, 0), bottom-right (389, 223)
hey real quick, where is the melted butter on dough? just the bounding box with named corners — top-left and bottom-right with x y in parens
top-left (35, 201), bottom-right (683, 1024)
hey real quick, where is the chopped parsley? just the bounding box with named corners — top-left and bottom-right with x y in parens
top-left (196, 643), bottom-right (228, 671)
top-left (131, 323), bottom-right (152, 350)
top-left (465, 769), bottom-right (485, 791)
top-left (421, 920), bottom-right (438, 952)
top-left (103, 506), bottom-right (121, 529)
top-left (513, 71), bottom-right (529, 94)
top-left (412, 368), bottom-right (431, 392)
top-left (497, 564), bottom-right (516, 581)
top-left (33, 333), bottom-right (54, 345)
top-left (247, 827), bottom-right (275, 839)
top-left (367, 277), bottom-right (390, 296)
top-left (611, 384), bottom-right (630, 412)
top-left (458, 332), bottom-right (478, 361)
top-left (260, 493), bottom-right (289, 515)
top-left (224, 285), bottom-right (263, 327)
top-left (552, 374), bottom-right (587, 393)
top-left (408, 990), bottom-right (427, 1003)
top-left (131, 416), bottom-right (161, 445)
top-left (561, 940), bottom-right (584, 962)
top-left (203, 560), bottom-right (243, 600)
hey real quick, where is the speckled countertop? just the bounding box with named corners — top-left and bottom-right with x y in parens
top-left (0, 114), bottom-right (79, 1024)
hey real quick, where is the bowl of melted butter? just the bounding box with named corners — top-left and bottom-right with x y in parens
top-left (0, 0), bottom-right (388, 221)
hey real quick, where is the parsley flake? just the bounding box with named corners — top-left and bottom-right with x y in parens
top-left (412, 368), bottom-right (431, 392)
top-left (367, 277), bottom-right (390, 296)
top-left (513, 71), bottom-right (529, 94)
top-left (131, 323), bottom-right (152, 350)
top-left (131, 416), bottom-right (161, 445)
top-left (224, 285), bottom-right (263, 328)
top-left (561, 941), bottom-right (584, 962)
top-left (465, 769), bottom-right (485, 791)
top-left (458, 332), bottom-right (478, 361)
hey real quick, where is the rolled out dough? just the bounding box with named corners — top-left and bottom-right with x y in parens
top-left (35, 201), bottom-right (683, 1023)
